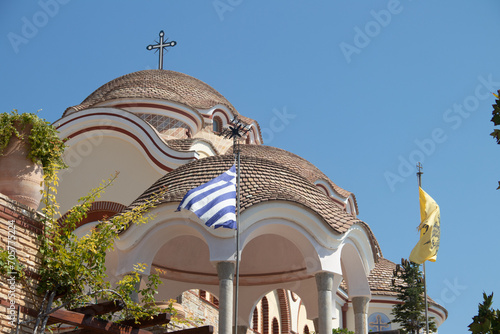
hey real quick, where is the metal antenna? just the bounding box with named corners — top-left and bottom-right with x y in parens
top-left (221, 116), bottom-right (250, 334)
top-left (147, 30), bottom-right (177, 70)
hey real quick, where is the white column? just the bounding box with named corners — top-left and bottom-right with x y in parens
top-left (217, 261), bottom-right (235, 334)
top-left (315, 271), bottom-right (334, 334)
top-left (352, 296), bottom-right (370, 334)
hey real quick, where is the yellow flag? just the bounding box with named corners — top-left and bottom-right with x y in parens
top-left (409, 187), bottom-right (440, 264)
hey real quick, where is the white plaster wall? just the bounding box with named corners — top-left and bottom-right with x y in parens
top-left (57, 136), bottom-right (163, 213)
top-left (296, 302), bottom-right (314, 334)
top-left (288, 291), bottom-right (301, 333)
top-left (332, 301), bottom-right (342, 329)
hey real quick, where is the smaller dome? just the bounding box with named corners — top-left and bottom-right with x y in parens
top-left (240, 145), bottom-right (354, 198)
top-left (64, 70), bottom-right (237, 115)
top-left (129, 154), bottom-right (361, 234)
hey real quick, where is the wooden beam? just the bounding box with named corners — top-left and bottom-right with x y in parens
top-left (168, 326), bottom-right (214, 334)
top-left (48, 308), bottom-right (154, 334)
top-left (69, 325), bottom-right (214, 334)
top-left (119, 312), bottom-right (171, 328)
top-left (46, 300), bottom-right (126, 326)
top-left (71, 300), bottom-right (125, 316)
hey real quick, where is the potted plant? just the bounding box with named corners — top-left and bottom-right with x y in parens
top-left (0, 110), bottom-right (66, 209)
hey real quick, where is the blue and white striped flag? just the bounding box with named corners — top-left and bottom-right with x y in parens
top-left (176, 165), bottom-right (237, 229)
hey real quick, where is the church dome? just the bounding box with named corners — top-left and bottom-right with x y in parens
top-left (239, 145), bottom-right (357, 204)
top-left (64, 70), bottom-right (237, 115)
top-left (129, 151), bottom-right (367, 236)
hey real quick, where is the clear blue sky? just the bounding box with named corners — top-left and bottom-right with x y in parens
top-left (2, 1), bottom-right (500, 333)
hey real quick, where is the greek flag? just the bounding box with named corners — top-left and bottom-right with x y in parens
top-left (176, 165), bottom-right (237, 229)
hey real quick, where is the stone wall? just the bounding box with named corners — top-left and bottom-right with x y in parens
top-left (0, 195), bottom-right (43, 334)
top-left (178, 290), bottom-right (220, 333)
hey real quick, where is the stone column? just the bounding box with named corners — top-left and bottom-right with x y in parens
top-left (312, 318), bottom-right (320, 333)
top-left (352, 296), bottom-right (370, 334)
top-left (235, 325), bottom-right (248, 334)
top-left (128, 274), bottom-right (142, 303)
top-left (217, 261), bottom-right (235, 334)
top-left (315, 271), bottom-right (334, 334)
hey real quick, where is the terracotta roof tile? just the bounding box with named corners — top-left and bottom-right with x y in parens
top-left (239, 145), bottom-right (359, 213)
top-left (341, 257), bottom-right (447, 317)
top-left (129, 154), bottom-right (364, 237)
top-left (165, 138), bottom-right (220, 155)
top-left (64, 70), bottom-right (240, 116)
top-left (164, 139), bottom-right (195, 151)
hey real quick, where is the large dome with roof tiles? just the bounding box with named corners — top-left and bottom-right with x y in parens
top-left (64, 69), bottom-right (237, 115)
top-left (129, 152), bottom-right (373, 238)
top-left (239, 145), bottom-right (358, 211)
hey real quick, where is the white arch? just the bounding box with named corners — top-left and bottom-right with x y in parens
top-left (241, 220), bottom-right (322, 275)
top-left (200, 105), bottom-right (262, 145)
top-left (55, 107), bottom-right (199, 172)
top-left (340, 241), bottom-right (371, 298)
top-left (114, 204), bottom-right (238, 265)
top-left (241, 201), bottom-right (344, 251)
top-left (90, 98), bottom-right (205, 134)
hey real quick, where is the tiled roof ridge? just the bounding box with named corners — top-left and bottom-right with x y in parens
top-left (237, 115), bottom-right (263, 144)
top-left (239, 144), bottom-right (357, 209)
top-left (165, 138), bottom-right (221, 155)
top-left (356, 221), bottom-right (382, 260)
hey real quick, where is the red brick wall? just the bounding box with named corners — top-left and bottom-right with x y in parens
top-left (0, 195), bottom-right (43, 334)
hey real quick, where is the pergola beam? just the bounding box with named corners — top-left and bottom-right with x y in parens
top-left (47, 308), bottom-right (154, 334)
top-left (119, 312), bottom-right (171, 328)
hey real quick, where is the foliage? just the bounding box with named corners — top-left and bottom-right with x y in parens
top-left (0, 247), bottom-right (25, 279)
top-left (0, 110), bottom-right (66, 177)
top-left (332, 328), bottom-right (354, 334)
top-left (0, 240), bottom-right (41, 307)
top-left (391, 258), bottom-right (436, 334)
top-left (491, 92), bottom-right (500, 189)
top-left (469, 292), bottom-right (500, 334)
top-left (35, 167), bottom-right (168, 324)
top-left (108, 263), bottom-right (165, 323)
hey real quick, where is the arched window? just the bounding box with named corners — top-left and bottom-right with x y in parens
top-left (199, 290), bottom-right (206, 299)
top-left (213, 116), bottom-right (222, 133)
top-left (303, 325), bottom-right (310, 334)
top-left (210, 294), bottom-right (219, 307)
top-left (262, 296), bottom-right (269, 334)
top-left (272, 318), bottom-right (279, 334)
top-left (252, 307), bottom-right (259, 332)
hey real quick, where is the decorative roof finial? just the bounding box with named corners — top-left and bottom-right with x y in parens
top-left (147, 30), bottom-right (176, 70)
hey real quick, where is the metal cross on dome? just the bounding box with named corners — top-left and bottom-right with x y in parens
top-left (147, 30), bottom-right (176, 70)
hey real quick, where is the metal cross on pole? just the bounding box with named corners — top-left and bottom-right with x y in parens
top-left (222, 116), bottom-right (250, 334)
top-left (416, 162), bottom-right (423, 185)
top-left (147, 30), bottom-right (177, 70)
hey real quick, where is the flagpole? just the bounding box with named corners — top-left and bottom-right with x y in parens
top-left (223, 116), bottom-right (248, 334)
top-left (233, 126), bottom-right (242, 334)
top-left (416, 162), bottom-right (429, 334)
